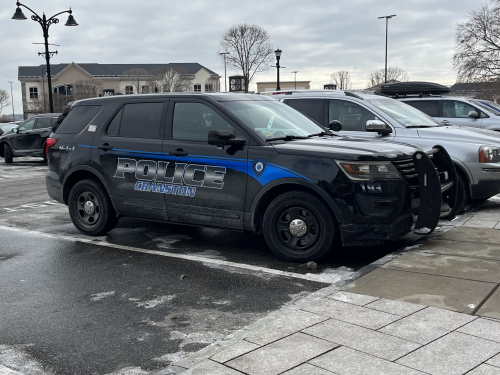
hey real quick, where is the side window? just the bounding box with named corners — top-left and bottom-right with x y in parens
top-left (106, 108), bottom-right (122, 136)
top-left (287, 99), bottom-right (324, 124)
top-left (172, 103), bottom-right (233, 142)
top-left (481, 111), bottom-right (488, 118)
top-left (404, 101), bottom-right (439, 117)
top-left (329, 100), bottom-right (379, 131)
top-left (119, 103), bottom-right (164, 138)
top-left (35, 117), bottom-right (52, 129)
top-left (442, 101), bottom-right (477, 118)
top-left (19, 118), bottom-right (35, 131)
top-left (55, 106), bottom-right (103, 134)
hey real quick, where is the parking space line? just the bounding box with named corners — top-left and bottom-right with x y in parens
top-left (0, 225), bottom-right (328, 284)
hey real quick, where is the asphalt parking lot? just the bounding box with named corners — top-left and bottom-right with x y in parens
top-left (0, 157), bottom-right (458, 374)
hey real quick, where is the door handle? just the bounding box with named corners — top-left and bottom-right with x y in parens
top-left (169, 150), bottom-right (188, 157)
top-left (97, 143), bottom-right (113, 151)
top-left (440, 120), bottom-right (449, 123)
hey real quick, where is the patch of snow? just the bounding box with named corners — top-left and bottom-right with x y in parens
top-left (0, 344), bottom-right (53, 375)
top-left (104, 366), bottom-right (150, 375)
top-left (135, 295), bottom-right (175, 309)
top-left (305, 266), bottom-right (354, 284)
top-left (414, 227), bottom-right (432, 235)
top-left (212, 300), bottom-right (231, 305)
top-left (91, 291), bottom-right (115, 301)
top-left (403, 244), bottom-right (423, 251)
top-left (152, 234), bottom-right (192, 249)
top-left (468, 304), bottom-right (476, 309)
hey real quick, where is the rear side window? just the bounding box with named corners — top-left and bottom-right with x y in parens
top-left (106, 103), bottom-right (163, 139)
top-left (404, 100), bottom-right (439, 117)
top-left (35, 117), bottom-right (52, 129)
top-left (287, 99), bottom-right (324, 124)
top-left (55, 105), bottom-right (102, 134)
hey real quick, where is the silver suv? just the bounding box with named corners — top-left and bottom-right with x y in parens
top-left (400, 96), bottom-right (500, 131)
top-left (270, 90), bottom-right (500, 213)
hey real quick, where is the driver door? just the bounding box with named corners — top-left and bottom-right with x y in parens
top-left (162, 99), bottom-right (249, 229)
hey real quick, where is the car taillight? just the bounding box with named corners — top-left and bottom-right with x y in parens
top-left (46, 138), bottom-right (58, 158)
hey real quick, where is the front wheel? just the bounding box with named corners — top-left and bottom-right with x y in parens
top-left (4, 144), bottom-right (13, 164)
top-left (262, 191), bottom-right (336, 262)
top-left (68, 179), bottom-right (118, 235)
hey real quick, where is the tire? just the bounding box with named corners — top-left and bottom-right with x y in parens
top-left (68, 179), bottom-right (118, 235)
top-left (42, 141), bottom-right (47, 163)
top-left (453, 173), bottom-right (468, 215)
top-left (4, 144), bottom-right (13, 164)
top-left (262, 191), bottom-right (336, 262)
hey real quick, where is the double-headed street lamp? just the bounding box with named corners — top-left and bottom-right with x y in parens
top-left (378, 14), bottom-right (396, 83)
top-left (272, 48), bottom-right (286, 91)
top-left (12, 2), bottom-right (78, 113)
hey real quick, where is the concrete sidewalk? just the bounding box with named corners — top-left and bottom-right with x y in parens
top-left (165, 222), bottom-right (500, 374)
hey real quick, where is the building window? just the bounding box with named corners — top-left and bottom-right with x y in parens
top-left (125, 86), bottom-right (133, 95)
top-left (205, 84), bottom-right (213, 92)
top-left (53, 85), bottom-right (74, 96)
top-left (193, 84), bottom-right (201, 92)
top-left (29, 87), bottom-right (38, 99)
top-left (141, 86), bottom-right (149, 94)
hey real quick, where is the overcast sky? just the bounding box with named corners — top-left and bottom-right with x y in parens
top-left (0, 0), bottom-right (483, 116)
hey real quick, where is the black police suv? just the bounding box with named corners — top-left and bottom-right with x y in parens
top-left (46, 93), bottom-right (456, 262)
top-left (0, 113), bottom-right (60, 163)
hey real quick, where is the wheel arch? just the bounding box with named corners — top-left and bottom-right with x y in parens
top-left (245, 178), bottom-right (342, 232)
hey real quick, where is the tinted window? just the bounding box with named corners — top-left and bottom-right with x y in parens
top-left (173, 103), bottom-right (233, 141)
top-left (35, 117), bottom-right (53, 129)
top-left (287, 99), bottom-right (324, 124)
top-left (329, 100), bottom-right (379, 131)
top-left (56, 105), bottom-right (102, 134)
top-left (405, 101), bottom-right (439, 117)
top-left (442, 101), bottom-right (478, 118)
top-left (119, 103), bottom-right (163, 138)
top-left (19, 118), bottom-right (35, 131)
top-left (106, 108), bottom-right (122, 136)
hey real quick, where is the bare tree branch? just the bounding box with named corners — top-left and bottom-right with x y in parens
top-left (154, 67), bottom-right (191, 92)
top-left (366, 67), bottom-right (410, 90)
top-left (123, 68), bottom-right (153, 94)
top-left (73, 79), bottom-right (103, 101)
top-left (0, 89), bottom-right (11, 115)
top-left (330, 71), bottom-right (352, 90)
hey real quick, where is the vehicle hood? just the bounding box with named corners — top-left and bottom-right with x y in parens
top-left (271, 135), bottom-right (420, 161)
top-left (417, 126), bottom-right (500, 145)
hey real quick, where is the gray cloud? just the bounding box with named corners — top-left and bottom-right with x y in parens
top-left (0, 0), bottom-right (481, 114)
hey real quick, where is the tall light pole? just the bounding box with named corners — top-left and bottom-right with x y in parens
top-left (41, 68), bottom-right (47, 113)
top-left (378, 14), bottom-right (396, 83)
top-left (291, 71), bottom-right (299, 89)
top-left (272, 48), bottom-right (286, 91)
top-left (12, 2), bottom-right (78, 113)
top-left (219, 52), bottom-right (229, 92)
top-left (8, 81), bottom-right (15, 121)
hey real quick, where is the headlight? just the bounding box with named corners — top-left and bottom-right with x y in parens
top-left (479, 146), bottom-right (500, 163)
top-left (335, 160), bottom-right (401, 181)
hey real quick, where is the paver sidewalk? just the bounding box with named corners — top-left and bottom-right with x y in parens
top-left (164, 221), bottom-right (500, 374)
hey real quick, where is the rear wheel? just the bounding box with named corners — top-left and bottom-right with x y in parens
top-left (447, 173), bottom-right (468, 217)
top-left (42, 141), bottom-right (47, 163)
top-left (68, 179), bottom-right (118, 235)
top-left (4, 144), bottom-right (13, 164)
top-left (262, 191), bottom-right (335, 262)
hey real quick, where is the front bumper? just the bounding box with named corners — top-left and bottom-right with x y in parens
top-left (471, 178), bottom-right (500, 200)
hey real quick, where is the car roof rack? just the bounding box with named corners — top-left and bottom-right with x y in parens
top-left (379, 81), bottom-right (451, 98)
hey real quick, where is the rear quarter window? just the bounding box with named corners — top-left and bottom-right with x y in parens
top-left (55, 105), bottom-right (102, 134)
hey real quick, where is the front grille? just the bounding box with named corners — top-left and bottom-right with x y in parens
top-left (392, 158), bottom-right (419, 188)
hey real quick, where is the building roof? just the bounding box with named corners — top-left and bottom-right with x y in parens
top-left (18, 63), bottom-right (219, 79)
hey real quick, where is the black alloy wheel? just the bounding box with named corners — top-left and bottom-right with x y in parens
top-left (263, 191), bottom-right (335, 262)
top-left (76, 191), bottom-right (101, 228)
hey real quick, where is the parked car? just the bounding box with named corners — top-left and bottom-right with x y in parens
top-left (476, 99), bottom-right (500, 115)
top-left (0, 113), bottom-right (60, 163)
top-left (45, 93), bottom-right (455, 262)
top-left (272, 90), bottom-right (500, 213)
top-left (0, 123), bottom-right (19, 136)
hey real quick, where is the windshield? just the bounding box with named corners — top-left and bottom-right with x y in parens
top-left (221, 100), bottom-right (326, 140)
top-left (0, 125), bottom-right (17, 133)
top-left (474, 100), bottom-right (500, 116)
top-left (365, 98), bottom-right (440, 127)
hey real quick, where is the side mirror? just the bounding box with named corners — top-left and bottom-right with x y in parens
top-left (208, 129), bottom-right (246, 148)
top-left (468, 111), bottom-right (479, 119)
top-left (328, 120), bottom-right (342, 132)
top-left (12, 128), bottom-right (18, 133)
top-left (366, 120), bottom-right (392, 135)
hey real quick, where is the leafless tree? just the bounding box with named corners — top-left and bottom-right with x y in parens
top-left (73, 79), bottom-right (103, 101)
top-left (453, 3), bottom-right (500, 82)
top-left (218, 24), bottom-right (273, 93)
top-left (154, 67), bottom-right (191, 92)
top-left (205, 77), bottom-right (221, 92)
top-left (123, 68), bottom-right (153, 94)
top-left (366, 67), bottom-right (410, 90)
top-left (0, 89), bottom-right (11, 114)
top-left (28, 93), bottom-right (70, 114)
top-left (330, 71), bottom-right (352, 90)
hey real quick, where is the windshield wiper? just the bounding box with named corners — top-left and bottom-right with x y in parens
top-left (308, 130), bottom-right (335, 137)
top-left (266, 135), bottom-right (308, 141)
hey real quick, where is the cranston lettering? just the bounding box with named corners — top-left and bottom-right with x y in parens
top-left (113, 158), bottom-right (227, 197)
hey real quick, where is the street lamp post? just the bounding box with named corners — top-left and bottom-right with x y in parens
top-left (41, 68), bottom-right (47, 113)
top-left (291, 71), bottom-right (299, 89)
top-left (378, 14), bottom-right (396, 83)
top-left (219, 52), bottom-right (229, 92)
top-left (12, 2), bottom-right (78, 113)
top-left (272, 48), bottom-right (286, 91)
top-left (8, 81), bottom-right (15, 121)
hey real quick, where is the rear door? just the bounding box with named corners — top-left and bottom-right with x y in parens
top-left (32, 117), bottom-right (53, 151)
top-left (440, 100), bottom-right (482, 128)
top-left (14, 118), bottom-right (37, 153)
top-left (403, 100), bottom-right (440, 120)
top-left (91, 99), bottom-right (168, 220)
top-left (162, 99), bottom-right (249, 229)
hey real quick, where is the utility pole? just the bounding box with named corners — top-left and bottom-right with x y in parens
top-left (291, 71), bottom-right (299, 89)
top-left (378, 14), bottom-right (396, 83)
top-left (219, 52), bottom-right (229, 92)
top-left (41, 68), bottom-right (47, 113)
top-left (8, 81), bottom-right (15, 121)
